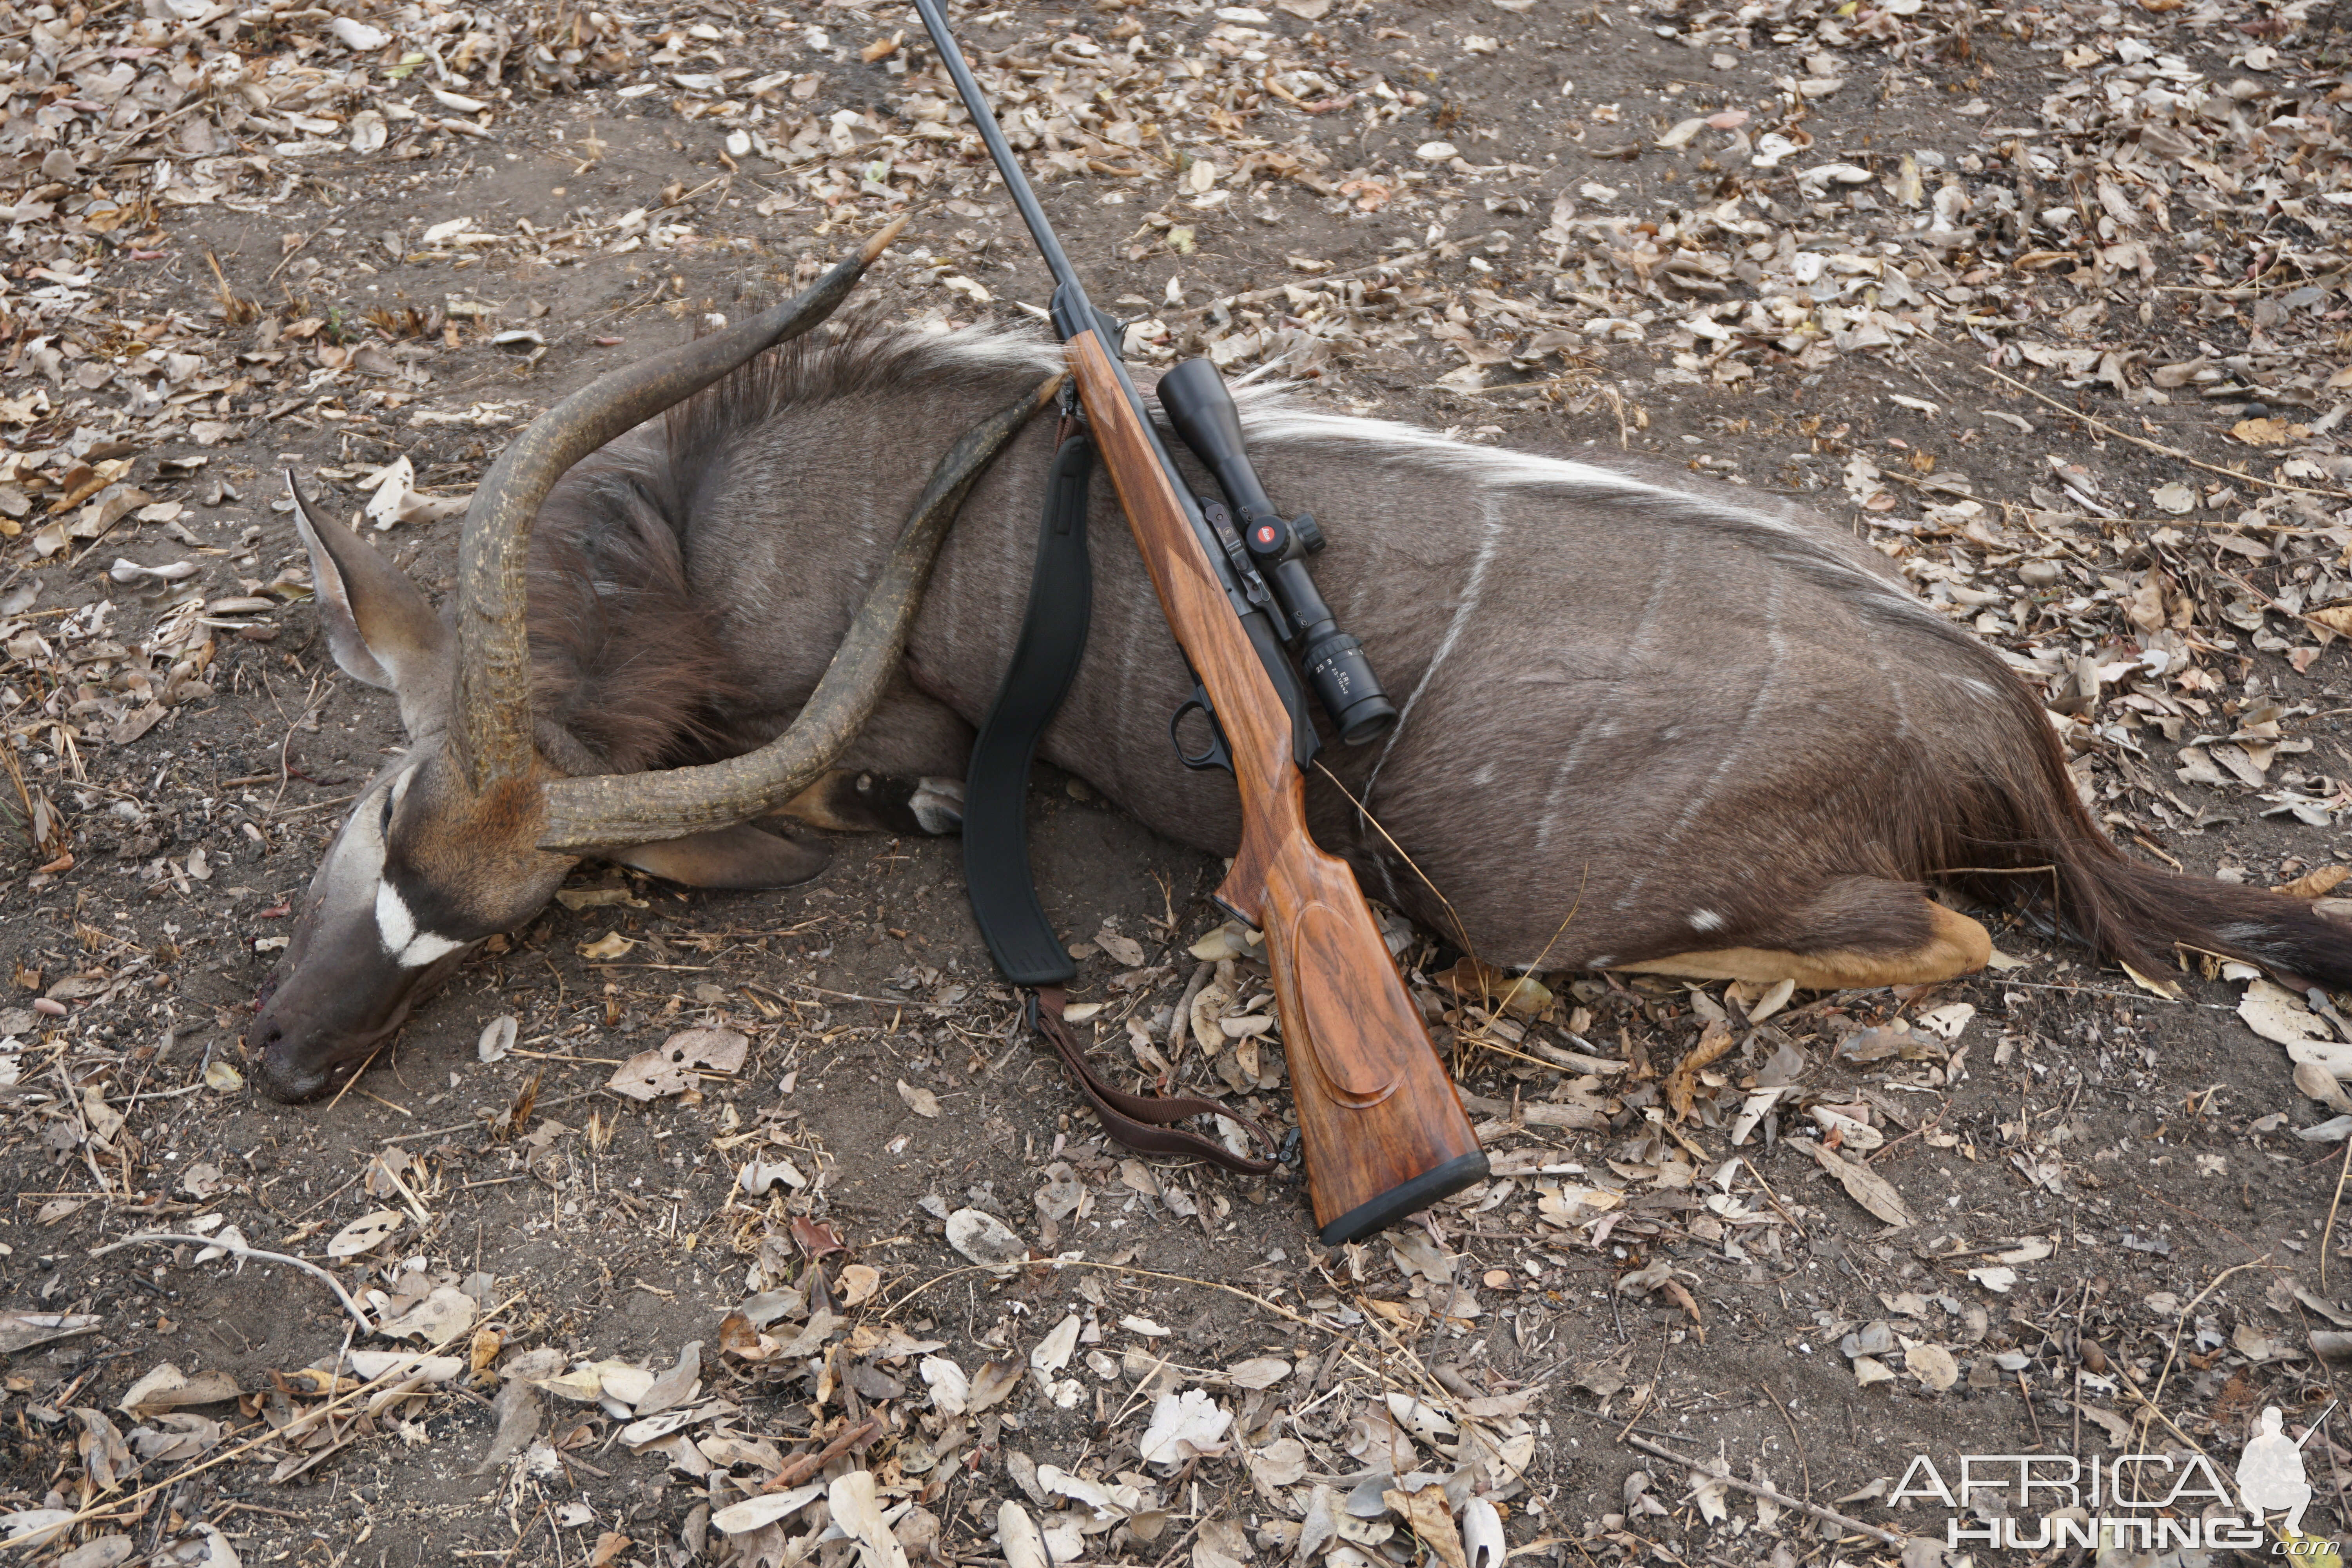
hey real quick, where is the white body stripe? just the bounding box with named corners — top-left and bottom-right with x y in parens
top-left (1363, 492), bottom-right (1505, 807)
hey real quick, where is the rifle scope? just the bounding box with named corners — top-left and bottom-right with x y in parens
top-left (1156, 358), bottom-right (1399, 746)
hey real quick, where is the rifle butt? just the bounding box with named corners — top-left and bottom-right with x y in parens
top-left (1245, 835), bottom-right (1488, 1245)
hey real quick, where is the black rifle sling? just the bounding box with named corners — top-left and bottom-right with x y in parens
top-left (962, 427), bottom-right (1277, 1176)
top-left (963, 429), bottom-right (1094, 987)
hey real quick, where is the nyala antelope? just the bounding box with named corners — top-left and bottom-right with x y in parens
top-left (251, 226), bottom-right (2352, 1101)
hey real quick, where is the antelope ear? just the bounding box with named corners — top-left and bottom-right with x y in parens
top-left (610, 824), bottom-right (831, 890)
top-left (288, 469), bottom-right (453, 737)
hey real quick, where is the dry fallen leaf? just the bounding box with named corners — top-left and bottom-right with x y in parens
top-left (1385, 1486), bottom-right (1469, 1568)
top-left (1223, 1356), bottom-right (1291, 1390)
top-left (1664, 1017), bottom-right (1735, 1121)
top-left (837, 1264), bottom-right (882, 1308)
top-left (1138, 1389), bottom-right (1232, 1466)
top-left (1808, 1140), bottom-right (1917, 1228)
top-left (2231, 417), bottom-right (2311, 446)
top-left (117, 1363), bottom-right (240, 1417)
top-left (577, 931), bottom-right (635, 961)
top-left (712, 1481), bottom-right (826, 1537)
top-left (2296, 1061), bottom-right (2352, 1112)
top-left (1905, 1343), bottom-right (1960, 1391)
top-left (325, 1210), bottom-right (403, 1259)
top-left (2240, 979), bottom-right (2340, 1065)
top-left (376, 1286), bottom-right (478, 1347)
top-left (998, 1501), bottom-right (1051, 1568)
top-left (477, 1014), bottom-right (517, 1063)
top-left (2275, 866), bottom-right (2352, 900)
top-left (945, 1209), bottom-right (1027, 1269)
top-left (831, 1470), bottom-right (912, 1568)
top-left (921, 1357), bottom-right (970, 1416)
top-left (966, 1358), bottom-right (1023, 1414)
top-left (1031, 1314), bottom-right (1081, 1374)
top-left (607, 1028), bottom-right (750, 1100)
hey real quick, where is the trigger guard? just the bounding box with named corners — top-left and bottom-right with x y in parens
top-left (1170, 695), bottom-right (1232, 774)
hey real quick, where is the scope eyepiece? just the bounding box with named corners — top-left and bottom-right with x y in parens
top-left (1301, 628), bottom-right (1396, 745)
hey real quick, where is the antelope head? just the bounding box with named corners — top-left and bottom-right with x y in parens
top-left (252, 218), bottom-right (1059, 1100)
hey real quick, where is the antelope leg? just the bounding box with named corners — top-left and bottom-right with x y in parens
top-left (769, 769), bottom-right (965, 837)
top-left (611, 823), bottom-right (831, 890)
top-left (1612, 900), bottom-right (1992, 989)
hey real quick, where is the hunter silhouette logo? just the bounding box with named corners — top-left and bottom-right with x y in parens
top-left (2238, 1406), bottom-right (2318, 1535)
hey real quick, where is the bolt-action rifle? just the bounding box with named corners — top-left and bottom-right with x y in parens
top-left (913, 0), bottom-right (1487, 1243)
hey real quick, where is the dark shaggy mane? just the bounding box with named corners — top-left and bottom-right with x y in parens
top-left (526, 474), bottom-right (755, 775)
top-left (521, 316), bottom-right (1055, 776)
top-left (660, 310), bottom-right (1061, 503)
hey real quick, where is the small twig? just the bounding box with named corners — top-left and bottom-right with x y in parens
top-left (1970, 360), bottom-right (2352, 502)
top-left (378, 1087), bottom-right (615, 1144)
top-left (1616, 1335), bottom-right (1672, 1445)
top-left (65, 510), bottom-right (139, 570)
top-left (761, 1417), bottom-right (880, 1492)
top-left (2149, 1254), bottom-right (2275, 1414)
top-left (319, 1043), bottom-right (389, 1114)
top-left (1446, 367), bottom-right (1604, 398)
top-left (1166, 960), bottom-right (1214, 1070)
top-left (91, 1231), bottom-right (372, 1334)
top-left (1619, 1433), bottom-right (1904, 1546)
top-left (1312, 760), bottom-right (1477, 961)
top-left (1147, 1517), bottom-right (1210, 1568)
top-left (1739, 1157), bottom-right (1808, 1239)
top-left (1162, 249), bottom-right (1433, 322)
top-left (0, 1356), bottom-right (436, 1550)
top-left (263, 220), bottom-right (336, 285)
top-left (2325, 1140), bottom-right (2352, 1295)
top-left (96, 96), bottom-right (207, 167)
top-left (1755, 1379), bottom-right (1811, 1501)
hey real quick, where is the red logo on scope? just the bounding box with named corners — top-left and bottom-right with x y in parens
top-left (1256, 525), bottom-right (1277, 545)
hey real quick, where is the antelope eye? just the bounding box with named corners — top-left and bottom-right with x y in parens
top-left (378, 789), bottom-right (396, 835)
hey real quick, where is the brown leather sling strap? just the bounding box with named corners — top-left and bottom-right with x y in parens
top-left (1029, 985), bottom-right (1274, 1174)
top-left (963, 409), bottom-right (1276, 1176)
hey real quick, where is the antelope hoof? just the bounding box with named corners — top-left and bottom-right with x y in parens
top-left (775, 768), bottom-right (963, 835)
top-left (904, 776), bottom-right (965, 836)
top-left (849, 772), bottom-right (964, 836)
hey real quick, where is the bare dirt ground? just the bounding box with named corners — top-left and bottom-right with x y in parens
top-left (7, 0), bottom-right (2352, 1564)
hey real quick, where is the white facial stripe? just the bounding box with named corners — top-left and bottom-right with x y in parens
top-left (374, 880), bottom-right (466, 969)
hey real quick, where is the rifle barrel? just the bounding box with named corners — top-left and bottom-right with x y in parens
top-left (2297, 1401), bottom-right (2339, 1448)
top-left (910, 0), bottom-right (1084, 303)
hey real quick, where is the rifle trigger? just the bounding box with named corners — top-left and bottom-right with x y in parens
top-left (1170, 688), bottom-right (1234, 775)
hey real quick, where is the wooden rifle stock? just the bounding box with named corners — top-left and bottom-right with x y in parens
top-left (1062, 331), bottom-right (1487, 1244)
top-left (908, 0), bottom-right (1483, 1241)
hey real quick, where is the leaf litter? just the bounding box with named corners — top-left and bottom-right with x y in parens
top-left (6, 0), bottom-right (2352, 1558)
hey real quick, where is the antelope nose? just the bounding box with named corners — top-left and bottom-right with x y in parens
top-left (251, 1015), bottom-right (327, 1102)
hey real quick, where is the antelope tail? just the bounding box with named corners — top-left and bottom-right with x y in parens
top-left (1955, 680), bottom-right (2352, 990)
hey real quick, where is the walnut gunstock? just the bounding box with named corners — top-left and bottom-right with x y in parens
top-left (1063, 330), bottom-right (1487, 1245)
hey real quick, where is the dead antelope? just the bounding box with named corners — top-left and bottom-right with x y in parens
top-left (252, 227), bottom-right (2352, 1102)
